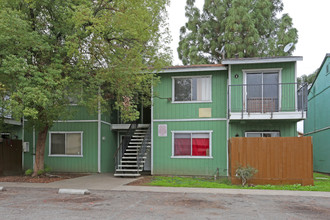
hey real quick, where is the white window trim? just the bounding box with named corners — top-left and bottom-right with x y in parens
top-left (245, 131), bottom-right (280, 137)
top-left (242, 68), bottom-right (282, 112)
top-left (171, 75), bottom-right (212, 103)
top-left (48, 131), bottom-right (83, 157)
top-left (171, 130), bottom-right (213, 159)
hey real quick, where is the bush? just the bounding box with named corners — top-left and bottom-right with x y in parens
top-left (44, 164), bottom-right (52, 173)
top-left (37, 169), bottom-right (45, 176)
top-left (25, 169), bottom-right (33, 176)
top-left (235, 165), bottom-right (258, 186)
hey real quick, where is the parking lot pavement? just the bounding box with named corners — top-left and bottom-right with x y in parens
top-left (1, 187), bottom-right (329, 220)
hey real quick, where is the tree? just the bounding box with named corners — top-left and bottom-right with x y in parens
top-left (0, 0), bottom-right (171, 176)
top-left (298, 69), bottom-right (318, 85)
top-left (178, 0), bottom-right (298, 65)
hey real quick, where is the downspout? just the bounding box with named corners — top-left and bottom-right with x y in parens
top-left (151, 81), bottom-right (154, 175)
top-left (295, 61), bottom-right (298, 111)
top-left (22, 117), bottom-right (24, 170)
top-left (226, 64), bottom-right (231, 177)
top-left (97, 89), bottom-right (101, 173)
top-left (33, 126), bottom-right (35, 168)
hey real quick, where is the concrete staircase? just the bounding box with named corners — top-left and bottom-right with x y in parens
top-left (114, 126), bottom-right (150, 177)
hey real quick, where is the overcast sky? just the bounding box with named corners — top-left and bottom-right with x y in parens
top-left (167, 0), bottom-right (330, 77)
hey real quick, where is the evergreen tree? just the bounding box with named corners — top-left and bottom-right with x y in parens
top-left (178, 0), bottom-right (298, 65)
top-left (298, 69), bottom-right (318, 85)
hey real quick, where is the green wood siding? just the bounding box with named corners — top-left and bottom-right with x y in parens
top-left (101, 123), bottom-right (116, 173)
top-left (44, 122), bottom-right (98, 172)
top-left (229, 120), bottom-right (297, 138)
top-left (230, 62), bottom-right (297, 112)
top-left (153, 121), bottom-right (227, 176)
top-left (305, 56), bottom-right (330, 173)
top-left (23, 127), bottom-right (34, 170)
top-left (154, 70), bottom-right (228, 119)
top-left (64, 106), bottom-right (98, 120)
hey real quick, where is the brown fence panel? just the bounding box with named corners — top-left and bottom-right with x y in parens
top-left (229, 137), bottom-right (313, 186)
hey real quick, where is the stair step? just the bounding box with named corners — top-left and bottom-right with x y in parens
top-left (128, 142), bottom-right (151, 145)
top-left (118, 164), bottom-right (143, 168)
top-left (120, 160), bottom-right (145, 164)
top-left (127, 146), bottom-right (150, 150)
top-left (126, 149), bottom-right (139, 152)
top-left (122, 156), bottom-right (147, 159)
top-left (124, 153), bottom-right (138, 156)
top-left (114, 173), bottom-right (141, 177)
top-left (115, 169), bottom-right (143, 172)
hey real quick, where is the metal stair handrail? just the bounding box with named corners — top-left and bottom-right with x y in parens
top-left (114, 121), bottom-right (138, 170)
top-left (136, 126), bottom-right (151, 174)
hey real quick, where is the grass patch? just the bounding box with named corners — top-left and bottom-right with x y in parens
top-left (148, 173), bottom-right (330, 192)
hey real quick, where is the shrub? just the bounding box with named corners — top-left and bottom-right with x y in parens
top-left (25, 169), bottom-right (33, 176)
top-left (235, 165), bottom-right (258, 186)
top-left (37, 169), bottom-right (45, 176)
top-left (44, 164), bottom-right (52, 173)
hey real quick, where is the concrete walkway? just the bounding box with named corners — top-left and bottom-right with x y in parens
top-left (1, 174), bottom-right (330, 198)
top-left (0, 173), bottom-right (135, 190)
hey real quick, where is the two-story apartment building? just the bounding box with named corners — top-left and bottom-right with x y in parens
top-left (13, 56), bottom-right (307, 177)
top-left (151, 56), bottom-right (307, 176)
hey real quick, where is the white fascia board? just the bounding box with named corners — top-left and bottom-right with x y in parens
top-left (229, 111), bottom-right (306, 120)
top-left (159, 66), bottom-right (227, 74)
top-left (222, 57), bottom-right (303, 65)
top-left (4, 119), bottom-right (21, 126)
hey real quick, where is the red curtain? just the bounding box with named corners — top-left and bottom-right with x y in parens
top-left (192, 138), bottom-right (209, 156)
top-left (174, 138), bottom-right (191, 156)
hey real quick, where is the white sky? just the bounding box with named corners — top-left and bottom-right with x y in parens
top-left (167, 0), bottom-right (330, 77)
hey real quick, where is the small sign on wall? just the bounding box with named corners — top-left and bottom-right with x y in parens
top-left (199, 108), bottom-right (212, 117)
top-left (158, 124), bottom-right (167, 137)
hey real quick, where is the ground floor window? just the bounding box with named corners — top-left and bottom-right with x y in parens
top-left (49, 132), bottom-right (83, 156)
top-left (172, 131), bottom-right (212, 157)
top-left (245, 131), bottom-right (280, 137)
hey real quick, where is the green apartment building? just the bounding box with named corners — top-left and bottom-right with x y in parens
top-left (304, 54), bottom-right (330, 173)
top-left (2, 56), bottom-right (308, 176)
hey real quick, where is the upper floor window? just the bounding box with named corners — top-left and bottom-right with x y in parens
top-left (243, 69), bottom-right (281, 113)
top-left (245, 131), bottom-right (280, 137)
top-left (172, 76), bottom-right (211, 102)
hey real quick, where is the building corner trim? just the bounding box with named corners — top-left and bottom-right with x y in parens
top-left (97, 94), bottom-right (101, 173)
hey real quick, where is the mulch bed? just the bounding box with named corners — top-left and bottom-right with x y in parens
top-left (0, 173), bottom-right (87, 183)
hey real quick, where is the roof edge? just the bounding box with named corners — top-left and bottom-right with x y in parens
top-left (308, 53), bottom-right (330, 94)
top-left (160, 65), bottom-right (227, 73)
top-left (222, 56), bottom-right (303, 65)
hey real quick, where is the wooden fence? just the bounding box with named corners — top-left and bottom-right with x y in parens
top-left (0, 140), bottom-right (22, 175)
top-left (229, 137), bottom-right (313, 186)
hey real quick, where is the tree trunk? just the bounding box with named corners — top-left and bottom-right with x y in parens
top-left (32, 126), bottom-right (49, 177)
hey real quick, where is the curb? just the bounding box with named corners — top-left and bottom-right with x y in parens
top-left (58, 188), bottom-right (90, 195)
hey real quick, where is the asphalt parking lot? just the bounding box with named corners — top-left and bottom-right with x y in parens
top-left (1, 187), bottom-right (330, 220)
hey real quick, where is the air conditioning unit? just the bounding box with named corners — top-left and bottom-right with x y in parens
top-left (23, 142), bottom-right (29, 152)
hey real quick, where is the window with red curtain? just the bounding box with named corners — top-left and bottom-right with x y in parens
top-left (174, 133), bottom-right (191, 156)
top-left (192, 133), bottom-right (209, 156)
top-left (174, 133), bottom-right (210, 157)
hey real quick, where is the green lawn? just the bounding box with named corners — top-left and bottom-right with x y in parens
top-left (148, 173), bottom-right (330, 192)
